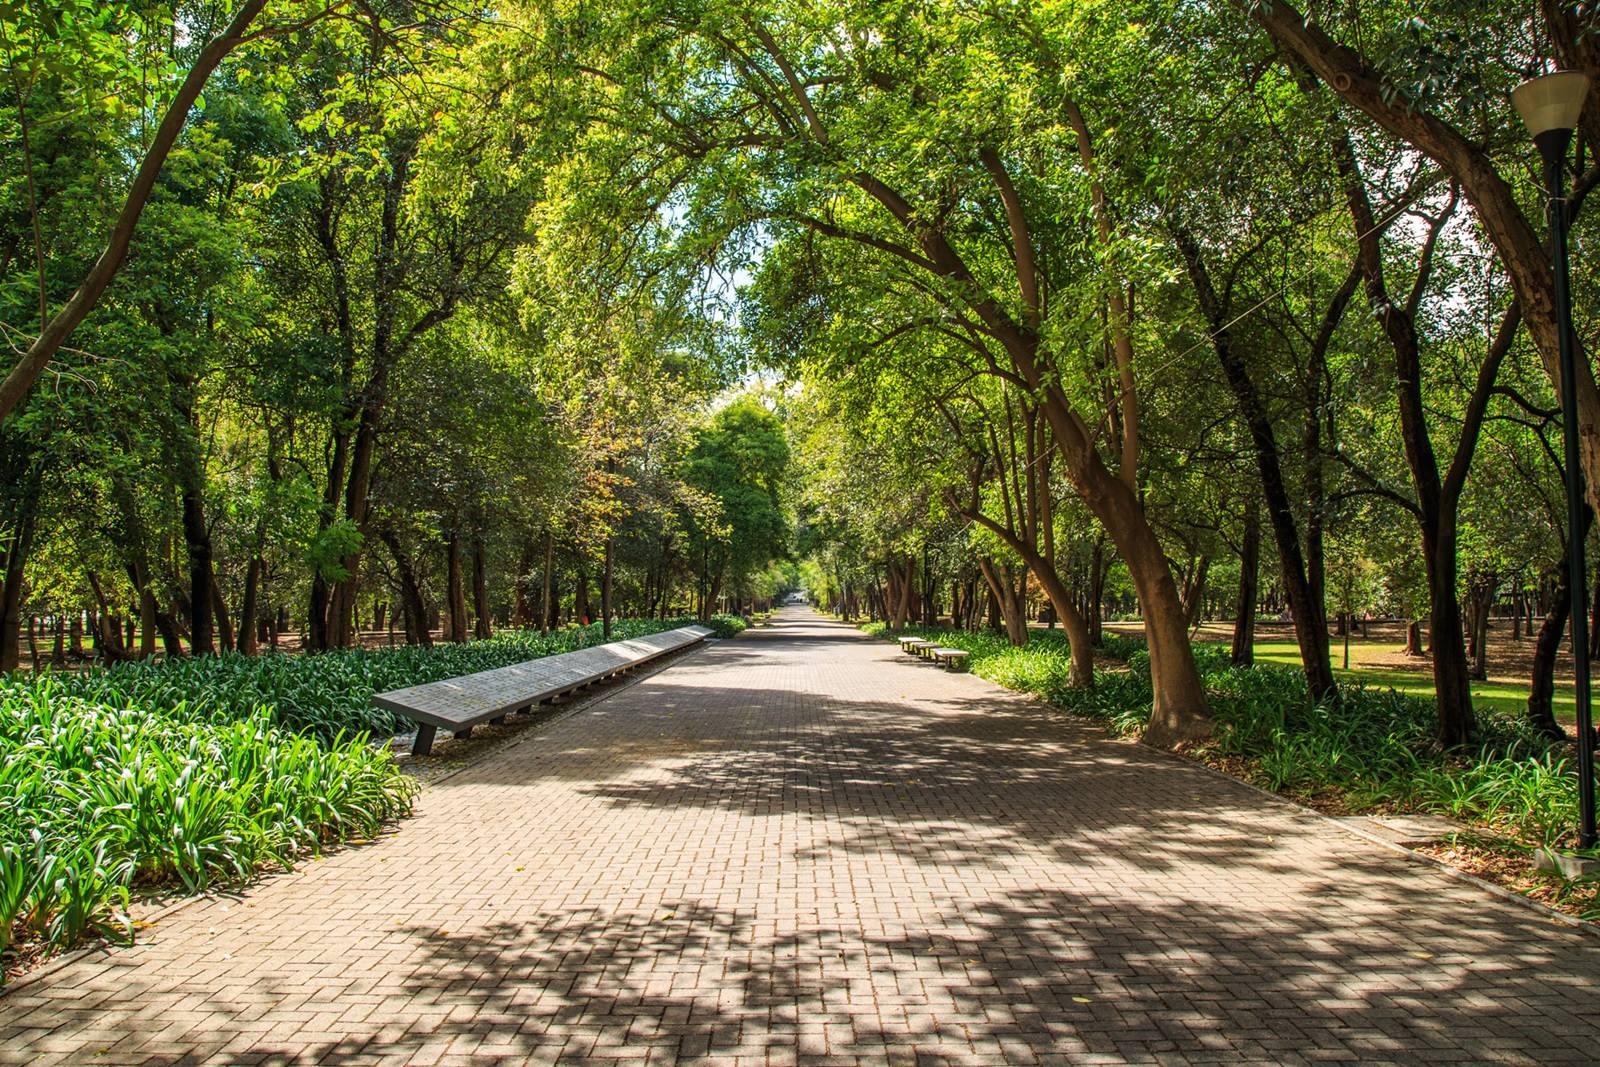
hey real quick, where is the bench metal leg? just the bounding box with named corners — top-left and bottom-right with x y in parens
top-left (490, 715), bottom-right (506, 725)
top-left (412, 724), bottom-right (437, 757)
top-left (454, 724), bottom-right (474, 740)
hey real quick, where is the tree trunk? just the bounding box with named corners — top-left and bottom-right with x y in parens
top-left (1405, 620), bottom-right (1425, 657)
top-left (891, 557), bottom-right (914, 629)
top-left (959, 505), bottom-right (1094, 686)
top-left (380, 530), bottom-right (431, 647)
top-left (601, 534), bottom-right (614, 639)
top-left (575, 566), bottom-right (590, 627)
top-left (0, 483), bottom-right (38, 673)
top-left (541, 532), bottom-right (555, 635)
top-left (84, 572), bottom-right (128, 662)
top-left (514, 536), bottom-right (534, 628)
top-left (1527, 594), bottom-right (1568, 742)
top-left (178, 471), bottom-right (215, 657)
top-left (238, 555), bottom-right (261, 656)
top-left (1232, 501), bottom-right (1260, 667)
top-left (1182, 555), bottom-right (1210, 630)
top-left (1529, 508), bottom-right (1593, 739)
top-left (978, 557), bottom-right (1029, 646)
top-left (472, 535), bottom-right (491, 640)
top-left (446, 531), bottom-right (468, 643)
top-left (1176, 232), bottom-right (1338, 703)
top-left (1089, 536), bottom-right (1107, 646)
top-left (210, 566), bottom-right (235, 652)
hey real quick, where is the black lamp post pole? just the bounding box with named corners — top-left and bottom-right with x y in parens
top-left (1538, 125), bottom-right (1598, 849)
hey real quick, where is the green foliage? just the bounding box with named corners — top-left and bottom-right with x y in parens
top-left (704, 613), bottom-right (748, 639)
top-left (0, 684), bottom-right (416, 969)
top-left (5, 617), bottom-right (709, 745)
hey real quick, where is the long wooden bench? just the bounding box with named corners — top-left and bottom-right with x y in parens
top-left (374, 624), bottom-right (713, 756)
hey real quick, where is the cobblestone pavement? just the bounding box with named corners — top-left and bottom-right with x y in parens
top-left (3, 609), bottom-right (1598, 1065)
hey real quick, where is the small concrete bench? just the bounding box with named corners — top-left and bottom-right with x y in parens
top-left (899, 637), bottom-right (932, 657)
top-left (931, 648), bottom-right (970, 671)
top-left (375, 625), bottom-right (713, 756)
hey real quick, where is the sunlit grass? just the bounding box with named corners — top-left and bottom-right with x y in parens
top-left (1225, 639), bottom-right (1573, 724)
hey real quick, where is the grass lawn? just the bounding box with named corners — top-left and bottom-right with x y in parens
top-left (1099, 620), bottom-right (1574, 726)
top-left (1236, 639), bottom-right (1569, 723)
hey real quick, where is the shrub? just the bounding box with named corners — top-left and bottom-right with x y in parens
top-left (0, 683), bottom-right (416, 968)
top-left (8, 617), bottom-right (708, 744)
top-left (706, 613), bottom-right (749, 639)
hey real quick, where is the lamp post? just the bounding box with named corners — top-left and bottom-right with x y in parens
top-left (1514, 70), bottom-right (1597, 850)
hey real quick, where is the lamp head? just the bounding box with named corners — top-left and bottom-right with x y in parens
top-left (1513, 70), bottom-right (1591, 138)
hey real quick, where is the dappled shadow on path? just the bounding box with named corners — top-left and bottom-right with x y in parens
top-left (227, 875), bottom-right (1597, 1065)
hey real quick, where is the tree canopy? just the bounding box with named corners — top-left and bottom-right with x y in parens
top-left (1, 0), bottom-right (1594, 752)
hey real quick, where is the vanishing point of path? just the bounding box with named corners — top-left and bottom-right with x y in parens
top-left (3, 610), bottom-right (1599, 1066)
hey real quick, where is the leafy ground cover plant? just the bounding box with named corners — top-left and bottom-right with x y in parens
top-left (10, 617), bottom-right (738, 744)
top-left (0, 685), bottom-right (416, 974)
top-left (0, 615), bottom-right (740, 974)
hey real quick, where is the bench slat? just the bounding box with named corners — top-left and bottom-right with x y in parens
top-left (376, 624), bottom-right (713, 754)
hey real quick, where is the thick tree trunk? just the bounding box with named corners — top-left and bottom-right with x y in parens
top-left (1232, 501), bottom-right (1260, 667)
top-left (179, 474), bottom-right (215, 656)
top-left (514, 536), bottom-right (534, 628)
top-left (1423, 530), bottom-right (1475, 747)
top-left (472, 535), bottom-right (491, 640)
top-left (446, 531), bottom-right (468, 643)
top-left (0, 501), bottom-right (34, 673)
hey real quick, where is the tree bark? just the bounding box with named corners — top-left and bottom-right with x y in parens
top-left (379, 529), bottom-right (431, 647)
top-left (210, 569), bottom-right (235, 652)
top-left (541, 532), bottom-right (554, 634)
top-left (513, 536), bottom-right (534, 628)
top-left (0, 497), bottom-right (35, 673)
top-left (1232, 500), bottom-right (1260, 667)
top-left (1174, 231), bottom-right (1338, 701)
top-left (601, 534), bottom-right (614, 639)
top-left (472, 534), bottom-right (491, 640)
top-left (446, 531), bottom-right (468, 643)
top-left (178, 456), bottom-right (215, 657)
top-left (238, 555), bottom-right (262, 656)
top-left (978, 557), bottom-right (1029, 646)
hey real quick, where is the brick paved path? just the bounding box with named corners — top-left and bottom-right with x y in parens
top-left (4, 609), bottom-right (1599, 1065)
